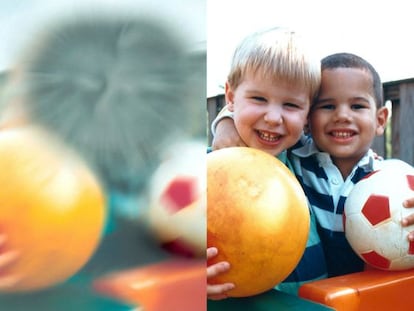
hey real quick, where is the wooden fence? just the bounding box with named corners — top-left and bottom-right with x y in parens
top-left (207, 78), bottom-right (414, 166)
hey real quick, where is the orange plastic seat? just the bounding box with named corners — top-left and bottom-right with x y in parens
top-left (93, 258), bottom-right (205, 311)
top-left (298, 268), bottom-right (414, 311)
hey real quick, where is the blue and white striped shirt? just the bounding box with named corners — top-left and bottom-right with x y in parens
top-left (275, 151), bottom-right (328, 294)
top-left (290, 135), bottom-right (412, 276)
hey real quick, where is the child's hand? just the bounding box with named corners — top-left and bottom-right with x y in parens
top-left (401, 197), bottom-right (414, 241)
top-left (207, 247), bottom-right (235, 300)
top-left (0, 234), bottom-right (21, 290)
top-left (212, 118), bottom-right (246, 150)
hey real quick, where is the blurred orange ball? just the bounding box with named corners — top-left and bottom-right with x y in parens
top-left (207, 147), bottom-right (309, 297)
top-left (0, 126), bottom-right (106, 292)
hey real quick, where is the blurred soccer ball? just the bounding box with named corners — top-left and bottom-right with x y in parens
top-left (147, 141), bottom-right (206, 258)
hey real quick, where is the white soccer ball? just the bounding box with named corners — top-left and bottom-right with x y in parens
top-left (146, 140), bottom-right (206, 258)
top-left (344, 161), bottom-right (414, 270)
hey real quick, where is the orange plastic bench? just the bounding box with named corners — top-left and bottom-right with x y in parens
top-left (93, 258), bottom-right (205, 311)
top-left (298, 268), bottom-right (414, 311)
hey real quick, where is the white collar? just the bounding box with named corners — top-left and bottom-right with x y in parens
top-left (291, 135), bottom-right (377, 171)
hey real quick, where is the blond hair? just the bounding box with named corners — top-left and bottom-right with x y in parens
top-left (227, 27), bottom-right (320, 101)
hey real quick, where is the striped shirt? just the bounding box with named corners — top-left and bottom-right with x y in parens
top-left (275, 151), bottom-right (327, 294)
top-left (290, 135), bottom-right (412, 276)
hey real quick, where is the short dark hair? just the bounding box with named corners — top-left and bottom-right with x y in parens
top-left (321, 52), bottom-right (383, 107)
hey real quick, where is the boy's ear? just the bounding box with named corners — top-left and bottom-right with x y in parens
top-left (375, 106), bottom-right (389, 136)
top-left (303, 121), bottom-right (310, 135)
top-left (225, 81), bottom-right (235, 112)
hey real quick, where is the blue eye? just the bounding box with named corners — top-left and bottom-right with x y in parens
top-left (320, 104), bottom-right (335, 110)
top-left (351, 104), bottom-right (366, 110)
top-left (251, 96), bottom-right (266, 102)
top-left (284, 102), bottom-right (300, 109)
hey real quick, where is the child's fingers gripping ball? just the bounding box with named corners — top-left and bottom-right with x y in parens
top-left (0, 126), bottom-right (106, 292)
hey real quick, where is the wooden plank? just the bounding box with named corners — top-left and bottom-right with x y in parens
top-left (391, 100), bottom-right (401, 159)
top-left (399, 83), bottom-right (414, 165)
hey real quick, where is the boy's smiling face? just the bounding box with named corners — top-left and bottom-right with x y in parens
top-left (226, 72), bottom-right (310, 156)
top-left (309, 67), bottom-right (388, 167)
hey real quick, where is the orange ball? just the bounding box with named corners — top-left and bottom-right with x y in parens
top-left (0, 127), bottom-right (106, 292)
top-left (207, 147), bottom-right (309, 297)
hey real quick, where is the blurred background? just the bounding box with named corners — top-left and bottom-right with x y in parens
top-left (0, 0), bottom-right (205, 71)
top-left (0, 1), bottom-right (206, 310)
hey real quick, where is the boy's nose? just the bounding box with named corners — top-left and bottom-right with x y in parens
top-left (264, 107), bottom-right (283, 125)
top-left (334, 105), bottom-right (351, 122)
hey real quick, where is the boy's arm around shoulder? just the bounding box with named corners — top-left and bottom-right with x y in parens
top-left (211, 105), bottom-right (246, 150)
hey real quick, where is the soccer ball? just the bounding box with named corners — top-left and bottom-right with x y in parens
top-left (146, 140), bottom-right (206, 258)
top-left (344, 161), bottom-right (414, 270)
